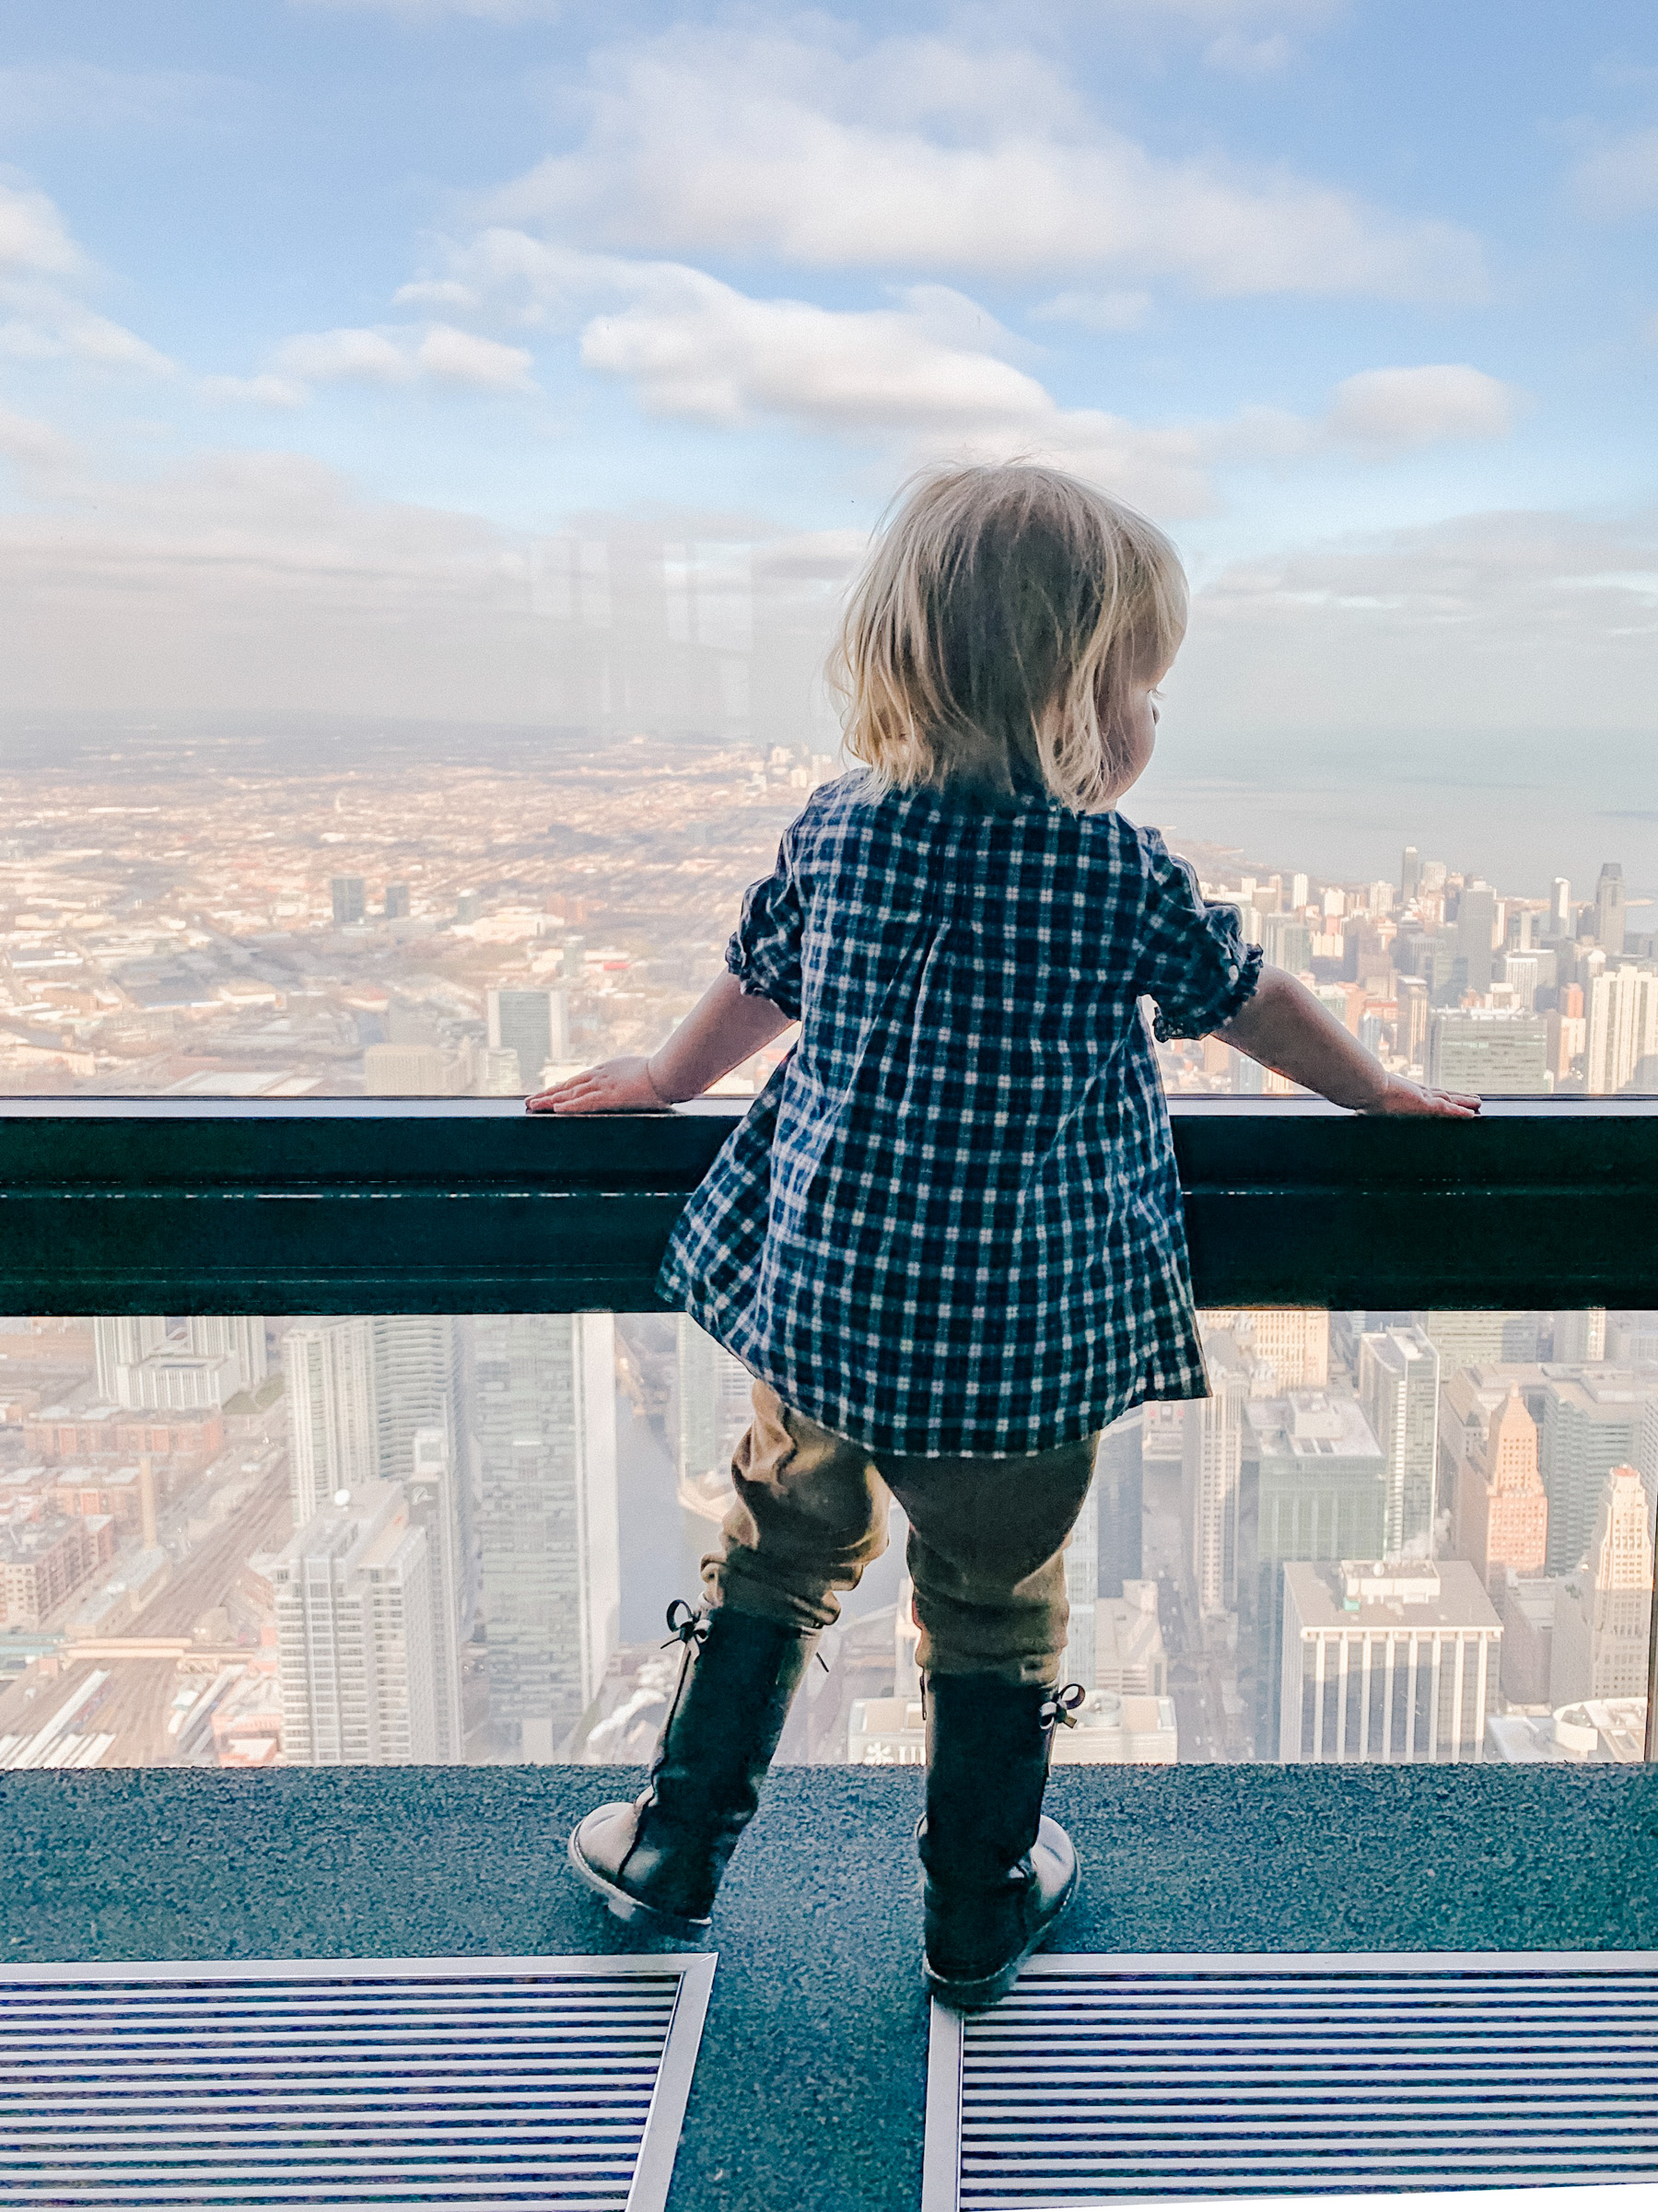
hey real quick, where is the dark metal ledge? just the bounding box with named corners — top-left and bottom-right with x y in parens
top-left (1, 1094), bottom-right (1654, 1313)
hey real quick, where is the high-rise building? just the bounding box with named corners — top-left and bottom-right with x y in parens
top-left (93, 1316), bottom-right (266, 1411)
top-left (1426, 1009), bottom-right (1548, 1094)
top-left (1207, 1308), bottom-right (1330, 1391)
top-left (1359, 1326), bottom-right (1440, 1558)
top-left (1550, 878), bottom-right (1573, 935)
top-left (1455, 881), bottom-right (1497, 995)
top-left (1539, 1372), bottom-right (1650, 1574)
top-left (1585, 966), bottom-right (1658, 1095)
top-left (331, 876), bottom-right (366, 928)
top-left (675, 1315), bottom-right (755, 1499)
top-left (1279, 1559), bottom-right (1501, 1763)
top-left (1062, 1483), bottom-right (1098, 1688)
top-left (485, 989), bottom-right (569, 1093)
top-left (370, 1316), bottom-right (463, 1496)
top-left (1095, 1410), bottom-right (1144, 1599)
top-left (1550, 1465), bottom-right (1652, 1704)
top-left (1455, 1386), bottom-right (1547, 1591)
top-left (1417, 1312), bottom-right (1535, 1375)
top-left (474, 1314), bottom-right (620, 1761)
top-left (1594, 862), bottom-right (1627, 957)
top-left (284, 1318), bottom-right (377, 1527)
top-left (405, 1425), bottom-right (466, 1761)
top-left (1554, 1309), bottom-right (1607, 1363)
top-left (1183, 1335), bottom-right (1249, 1620)
top-left (272, 1485), bottom-right (439, 1765)
top-left (1400, 846), bottom-right (1420, 902)
top-left (1395, 975), bottom-right (1430, 1069)
top-left (1244, 1391), bottom-right (1386, 1752)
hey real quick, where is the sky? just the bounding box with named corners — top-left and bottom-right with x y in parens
top-left (0, 0), bottom-right (1654, 887)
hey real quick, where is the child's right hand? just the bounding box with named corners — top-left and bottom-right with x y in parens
top-left (1360, 1076), bottom-right (1482, 1118)
top-left (526, 1056), bottom-right (669, 1114)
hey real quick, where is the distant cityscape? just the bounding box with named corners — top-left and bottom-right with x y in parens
top-left (2, 1302), bottom-right (1654, 1776)
top-left (2, 726), bottom-right (1655, 1775)
top-left (3, 725), bottom-right (1654, 1103)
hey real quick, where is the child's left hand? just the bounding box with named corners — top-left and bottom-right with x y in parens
top-left (1360, 1076), bottom-right (1482, 1118)
top-left (526, 1056), bottom-right (668, 1114)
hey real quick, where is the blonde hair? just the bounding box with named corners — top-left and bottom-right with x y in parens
top-left (829, 462), bottom-right (1186, 813)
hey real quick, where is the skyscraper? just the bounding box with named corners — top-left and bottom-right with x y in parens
top-left (1455, 881), bottom-right (1497, 996)
top-left (1244, 1390), bottom-right (1387, 1753)
top-left (474, 1313), bottom-right (620, 1761)
top-left (1550, 1465), bottom-right (1652, 1703)
top-left (1062, 1483), bottom-right (1098, 1689)
top-left (273, 1484), bottom-right (439, 1765)
top-left (284, 1318), bottom-right (377, 1527)
top-left (1455, 1386), bottom-right (1547, 1591)
top-left (93, 1316), bottom-right (266, 1411)
top-left (331, 876), bottom-right (366, 928)
top-left (1539, 1373), bottom-right (1650, 1574)
top-left (676, 1314), bottom-right (755, 1496)
top-left (1207, 1308), bottom-right (1330, 1391)
top-left (1279, 1559), bottom-right (1501, 1763)
top-left (1359, 1325), bottom-right (1440, 1558)
top-left (1400, 846), bottom-right (1420, 902)
top-left (1184, 1334), bottom-right (1249, 1620)
top-left (405, 1425), bottom-right (466, 1761)
top-left (1095, 1410), bottom-right (1144, 1599)
top-left (1585, 966), bottom-right (1658, 1094)
top-left (1426, 1010), bottom-right (1548, 1094)
top-left (485, 989), bottom-right (569, 1093)
top-left (1594, 862), bottom-right (1626, 957)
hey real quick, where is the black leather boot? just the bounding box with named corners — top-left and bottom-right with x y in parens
top-left (918, 1675), bottom-right (1083, 2010)
top-left (568, 1599), bottom-right (819, 1937)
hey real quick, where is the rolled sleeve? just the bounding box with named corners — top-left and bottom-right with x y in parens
top-left (1132, 826), bottom-right (1263, 1042)
top-left (726, 828), bottom-right (804, 1020)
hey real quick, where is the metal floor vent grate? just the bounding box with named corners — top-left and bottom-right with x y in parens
top-left (922, 1950), bottom-right (1658, 2211)
top-left (0, 1950), bottom-right (715, 2211)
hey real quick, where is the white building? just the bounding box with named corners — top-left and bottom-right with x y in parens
top-left (283, 1318), bottom-right (377, 1527)
top-left (1585, 965), bottom-right (1658, 1095)
top-left (93, 1316), bottom-right (265, 1411)
top-left (405, 1425), bottom-right (466, 1762)
top-left (474, 1313), bottom-right (620, 1761)
top-left (272, 1484), bottom-right (439, 1765)
top-left (1279, 1559), bottom-right (1502, 1764)
top-left (1050, 1690), bottom-right (1178, 1765)
top-left (1184, 1340), bottom-right (1249, 1619)
top-left (1359, 1326), bottom-right (1441, 1559)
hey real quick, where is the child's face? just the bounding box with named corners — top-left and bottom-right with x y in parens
top-left (1101, 638), bottom-right (1178, 804)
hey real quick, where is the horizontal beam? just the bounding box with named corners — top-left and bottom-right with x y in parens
top-left (1, 1095), bottom-right (1654, 1314)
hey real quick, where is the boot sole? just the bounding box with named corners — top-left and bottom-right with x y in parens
top-left (924, 1868), bottom-right (1078, 2012)
top-left (566, 1826), bottom-right (712, 1942)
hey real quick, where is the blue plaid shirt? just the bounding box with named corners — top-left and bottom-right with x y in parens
top-left (658, 774), bottom-right (1262, 1457)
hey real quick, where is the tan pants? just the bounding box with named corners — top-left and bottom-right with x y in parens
top-left (703, 1381), bottom-right (1100, 1687)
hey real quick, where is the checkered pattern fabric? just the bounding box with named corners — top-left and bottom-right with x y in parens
top-left (658, 774), bottom-right (1263, 1457)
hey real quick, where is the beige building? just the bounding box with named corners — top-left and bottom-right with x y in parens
top-left (1552, 1464), bottom-right (1653, 1704)
top-left (1455, 1385), bottom-right (1548, 1589)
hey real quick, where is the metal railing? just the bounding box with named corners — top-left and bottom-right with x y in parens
top-left (1, 1093), bottom-right (1654, 1314)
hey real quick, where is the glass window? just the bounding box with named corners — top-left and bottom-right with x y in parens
top-left (0, 9), bottom-right (1652, 1100)
top-left (4, 1305), bottom-right (1652, 1773)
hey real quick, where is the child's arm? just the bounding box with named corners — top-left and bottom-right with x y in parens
top-left (526, 973), bottom-right (795, 1114)
top-left (1217, 966), bottom-right (1480, 1118)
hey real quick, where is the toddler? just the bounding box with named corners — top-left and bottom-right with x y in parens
top-left (532, 462), bottom-right (1477, 2010)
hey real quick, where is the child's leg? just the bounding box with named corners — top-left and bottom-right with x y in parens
top-left (568, 1383), bottom-right (889, 1932)
top-left (882, 1435), bottom-right (1098, 1683)
top-left (880, 1434), bottom-right (1100, 2010)
top-left (704, 1380), bottom-right (893, 1629)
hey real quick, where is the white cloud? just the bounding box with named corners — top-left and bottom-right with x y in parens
top-left (1323, 365), bottom-right (1518, 449)
top-left (488, 25), bottom-right (1483, 299)
top-left (1032, 288), bottom-right (1155, 333)
top-left (0, 180), bottom-right (84, 275)
top-left (251, 320), bottom-right (536, 399)
top-left (1204, 30), bottom-right (1298, 75)
top-left (1180, 508), bottom-right (1658, 735)
top-left (1572, 126), bottom-right (1658, 218)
